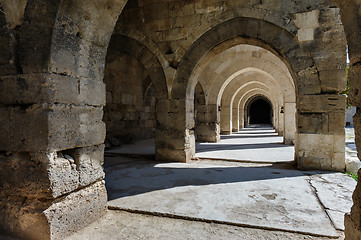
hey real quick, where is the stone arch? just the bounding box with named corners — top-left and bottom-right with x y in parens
top-left (215, 65), bottom-right (291, 105)
top-left (185, 43), bottom-right (296, 144)
top-left (220, 76), bottom-right (283, 134)
top-left (236, 85), bottom-right (296, 145)
top-left (173, 7), bottom-right (299, 64)
top-left (173, 17), bottom-right (318, 99)
top-left (104, 34), bottom-right (167, 143)
top-left (169, 16), bottom-right (344, 170)
top-left (238, 89), bottom-right (278, 130)
top-left (234, 83), bottom-right (281, 132)
top-left (106, 34), bottom-right (168, 99)
top-left (115, 28), bottom-right (177, 97)
top-left (0, 1), bottom-right (27, 75)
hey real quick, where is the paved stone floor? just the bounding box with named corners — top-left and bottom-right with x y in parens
top-left (106, 128), bottom-right (294, 163)
top-left (70, 128), bottom-right (355, 239)
top-left (195, 128), bottom-right (294, 163)
top-left (104, 158), bottom-right (354, 238)
top-left (1, 128), bottom-right (357, 239)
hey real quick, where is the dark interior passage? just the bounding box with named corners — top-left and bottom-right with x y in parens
top-left (248, 98), bottom-right (272, 125)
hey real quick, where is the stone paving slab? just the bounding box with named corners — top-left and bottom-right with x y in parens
top-left (309, 173), bottom-right (357, 230)
top-left (65, 210), bottom-right (344, 240)
top-left (106, 160), bottom-right (349, 237)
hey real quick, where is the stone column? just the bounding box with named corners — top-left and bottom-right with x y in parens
top-left (273, 104), bottom-right (279, 133)
top-left (295, 95), bottom-right (345, 171)
top-left (284, 103), bottom-right (296, 145)
top-left (232, 107), bottom-right (239, 132)
top-left (239, 107), bottom-right (245, 129)
top-left (0, 74), bottom-right (107, 240)
top-left (155, 98), bottom-right (195, 162)
top-left (278, 107), bottom-right (284, 136)
top-left (195, 104), bottom-right (220, 142)
top-left (336, 1), bottom-right (361, 238)
top-left (220, 106), bottom-right (232, 135)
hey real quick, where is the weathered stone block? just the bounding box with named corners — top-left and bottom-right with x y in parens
top-left (63, 144), bottom-right (105, 188)
top-left (298, 94), bottom-right (345, 113)
top-left (0, 104), bottom-right (49, 152)
top-left (297, 67), bottom-right (321, 95)
top-left (197, 122), bottom-right (220, 143)
top-left (0, 145), bottom-right (105, 199)
top-left (345, 169), bottom-right (361, 239)
top-left (319, 69), bottom-right (347, 93)
top-left (0, 73), bottom-right (105, 106)
top-left (345, 213), bottom-right (361, 240)
top-left (78, 79), bottom-right (106, 106)
top-left (155, 128), bottom-right (189, 150)
top-left (44, 181), bottom-right (107, 240)
top-left (349, 64), bottom-right (361, 106)
top-left (196, 104), bottom-right (218, 122)
top-left (0, 74), bottom-right (78, 105)
top-left (313, 53), bottom-right (346, 72)
top-left (0, 152), bottom-right (52, 200)
top-left (19, 1), bottom-right (59, 73)
top-left (0, 180), bottom-right (107, 240)
top-left (50, 24), bottom-right (108, 82)
top-left (0, 104), bottom-right (105, 152)
top-left (297, 113), bottom-right (329, 134)
top-left (155, 129), bottom-right (195, 162)
top-left (296, 133), bottom-right (345, 171)
top-left (50, 105), bottom-right (106, 150)
top-left (329, 111), bottom-right (346, 134)
top-left (293, 10), bottom-right (319, 42)
top-left (0, 27), bottom-right (17, 75)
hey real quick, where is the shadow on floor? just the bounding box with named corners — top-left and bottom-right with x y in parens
top-left (104, 158), bottom-right (328, 201)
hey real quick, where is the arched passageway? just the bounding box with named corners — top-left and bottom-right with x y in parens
top-left (246, 97), bottom-right (273, 126)
top-left (0, 1), bottom-right (352, 239)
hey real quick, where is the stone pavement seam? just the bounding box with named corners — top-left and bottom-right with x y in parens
top-left (108, 205), bottom-right (340, 238)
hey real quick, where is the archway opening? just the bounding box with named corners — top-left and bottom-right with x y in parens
top-left (247, 97), bottom-right (273, 126)
top-left (103, 37), bottom-right (157, 156)
top-left (190, 41), bottom-right (296, 163)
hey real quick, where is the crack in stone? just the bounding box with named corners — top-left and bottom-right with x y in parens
top-left (307, 176), bottom-right (338, 231)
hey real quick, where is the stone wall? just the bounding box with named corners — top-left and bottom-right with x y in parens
top-left (0, 0), bottom-right (355, 239)
top-left (336, 0), bottom-right (361, 239)
top-left (0, 1), bottom-right (128, 239)
top-left (103, 49), bottom-right (156, 144)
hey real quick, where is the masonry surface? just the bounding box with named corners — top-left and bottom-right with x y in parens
top-left (0, 0), bottom-right (360, 240)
